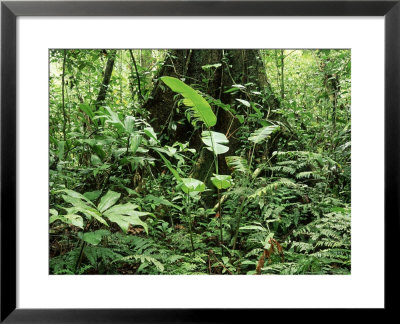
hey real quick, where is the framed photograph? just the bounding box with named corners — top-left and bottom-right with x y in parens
top-left (1, 0), bottom-right (398, 321)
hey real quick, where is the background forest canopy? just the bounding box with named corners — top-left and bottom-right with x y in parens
top-left (49, 49), bottom-right (351, 275)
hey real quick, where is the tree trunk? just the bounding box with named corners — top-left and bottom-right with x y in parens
top-left (144, 49), bottom-right (279, 196)
top-left (95, 50), bottom-right (117, 110)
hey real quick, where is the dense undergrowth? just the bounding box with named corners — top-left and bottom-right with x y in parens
top-left (49, 49), bottom-right (351, 275)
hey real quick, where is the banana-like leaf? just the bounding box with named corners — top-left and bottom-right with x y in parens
top-left (160, 76), bottom-right (217, 128)
top-left (226, 156), bottom-right (250, 174)
top-left (201, 131), bottom-right (229, 155)
top-left (248, 125), bottom-right (280, 144)
top-left (211, 174), bottom-right (232, 190)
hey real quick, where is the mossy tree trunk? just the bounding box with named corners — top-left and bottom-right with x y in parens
top-left (144, 50), bottom-right (279, 197)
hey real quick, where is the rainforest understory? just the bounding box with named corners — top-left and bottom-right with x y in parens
top-left (49, 49), bottom-right (351, 275)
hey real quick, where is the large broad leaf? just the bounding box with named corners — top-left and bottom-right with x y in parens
top-left (103, 203), bottom-right (140, 216)
top-left (61, 195), bottom-right (108, 226)
top-left (83, 190), bottom-right (102, 201)
top-left (201, 131), bottom-right (229, 155)
top-left (103, 203), bottom-right (149, 234)
top-left (58, 189), bottom-right (95, 207)
top-left (248, 125), bottom-right (280, 144)
top-left (97, 190), bottom-right (121, 213)
top-left (79, 229), bottom-right (110, 246)
top-left (226, 156), bottom-right (250, 174)
top-left (124, 116), bottom-right (136, 134)
top-left (65, 205), bottom-right (109, 227)
top-left (160, 76), bottom-right (217, 128)
top-left (180, 178), bottom-right (206, 194)
top-left (144, 127), bottom-right (158, 145)
top-left (104, 106), bottom-right (124, 129)
top-left (211, 174), bottom-right (232, 190)
top-left (130, 134), bottom-right (142, 155)
top-left (50, 214), bottom-right (84, 229)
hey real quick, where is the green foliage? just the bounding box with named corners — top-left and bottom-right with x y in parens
top-left (201, 131), bottom-right (230, 155)
top-left (160, 76), bottom-right (217, 127)
top-left (50, 49), bottom-right (351, 275)
top-left (211, 174), bottom-right (232, 190)
top-left (248, 125), bottom-right (280, 144)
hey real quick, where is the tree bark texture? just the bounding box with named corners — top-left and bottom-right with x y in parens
top-left (144, 49), bottom-right (279, 189)
top-left (95, 50), bottom-right (117, 110)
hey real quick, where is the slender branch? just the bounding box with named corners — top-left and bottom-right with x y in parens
top-left (129, 49), bottom-right (144, 102)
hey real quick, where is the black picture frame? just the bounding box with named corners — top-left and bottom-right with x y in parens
top-left (1, 0), bottom-right (398, 322)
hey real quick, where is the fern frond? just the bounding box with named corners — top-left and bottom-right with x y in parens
top-left (226, 156), bottom-right (251, 174)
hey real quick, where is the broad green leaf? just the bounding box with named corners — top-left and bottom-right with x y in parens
top-left (104, 106), bottom-right (124, 128)
top-left (91, 154), bottom-right (102, 166)
top-left (83, 190), bottom-right (102, 201)
top-left (50, 214), bottom-right (83, 229)
top-left (160, 76), bottom-right (216, 128)
top-left (103, 203), bottom-right (140, 216)
top-left (124, 116), bottom-right (136, 133)
top-left (211, 174), bottom-right (232, 190)
top-left (62, 195), bottom-right (92, 210)
top-left (79, 229), bottom-right (110, 245)
top-left (180, 178), bottom-right (206, 193)
top-left (248, 125), bottom-right (280, 144)
top-left (97, 190), bottom-right (121, 213)
top-left (144, 127), bottom-right (158, 145)
top-left (130, 135), bottom-right (142, 155)
top-left (105, 212), bottom-right (149, 234)
top-left (103, 203), bottom-right (150, 234)
top-left (201, 131), bottom-right (229, 155)
top-left (66, 205), bottom-right (108, 227)
top-left (58, 189), bottom-right (95, 207)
